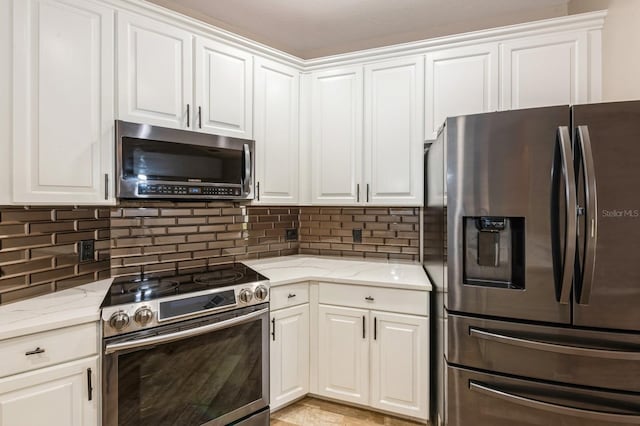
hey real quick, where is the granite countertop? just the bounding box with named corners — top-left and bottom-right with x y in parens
top-left (243, 255), bottom-right (432, 291)
top-left (0, 278), bottom-right (113, 341)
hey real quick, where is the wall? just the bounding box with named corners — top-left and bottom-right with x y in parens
top-left (0, 207), bottom-right (111, 304)
top-left (569, 0), bottom-right (640, 101)
top-left (299, 207), bottom-right (420, 261)
top-left (110, 202), bottom-right (299, 278)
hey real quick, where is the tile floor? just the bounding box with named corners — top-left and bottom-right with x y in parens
top-left (271, 397), bottom-right (425, 426)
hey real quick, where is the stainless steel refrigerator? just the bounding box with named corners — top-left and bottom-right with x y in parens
top-left (424, 101), bottom-right (640, 426)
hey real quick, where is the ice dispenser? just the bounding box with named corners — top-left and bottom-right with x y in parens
top-left (463, 217), bottom-right (525, 289)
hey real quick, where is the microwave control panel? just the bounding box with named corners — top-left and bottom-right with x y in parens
top-left (138, 183), bottom-right (241, 197)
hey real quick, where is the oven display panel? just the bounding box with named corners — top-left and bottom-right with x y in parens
top-left (159, 290), bottom-right (236, 320)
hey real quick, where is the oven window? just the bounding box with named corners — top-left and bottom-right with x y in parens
top-left (117, 320), bottom-right (263, 426)
top-left (121, 137), bottom-right (243, 183)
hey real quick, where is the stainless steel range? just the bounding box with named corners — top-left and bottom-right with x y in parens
top-left (101, 263), bottom-right (270, 426)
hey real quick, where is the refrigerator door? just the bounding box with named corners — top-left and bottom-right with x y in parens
top-left (572, 101), bottom-right (640, 331)
top-left (448, 365), bottom-right (640, 426)
top-left (447, 107), bottom-right (572, 323)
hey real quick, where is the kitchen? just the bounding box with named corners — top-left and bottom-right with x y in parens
top-left (0, 0), bottom-right (639, 425)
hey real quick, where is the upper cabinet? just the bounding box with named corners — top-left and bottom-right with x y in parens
top-left (117, 13), bottom-right (253, 138)
top-left (117, 12), bottom-right (192, 130)
top-left (12, 0), bottom-right (115, 205)
top-left (500, 32), bottom-right (588, 110)
top-left (364, 57), bottom-right (424, 205)
top-left (195, 38), bottom-right (253, 138)
top-left (425, 43), bottom-right (499, 140)
top-left (253, 58), bottom-right (300, 204)
top-left (310, 67), bottom-right (363, 205)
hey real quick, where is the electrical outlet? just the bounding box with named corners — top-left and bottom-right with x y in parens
top-left (79, 239), bottom-right (95, 262)
top-left (352, 228), bottom-right (362, 243)
top-left (285, 228), bottom-right (298, 241)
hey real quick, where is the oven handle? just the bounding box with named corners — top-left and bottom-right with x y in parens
top-left (104, 308), bottom-right (268, 355)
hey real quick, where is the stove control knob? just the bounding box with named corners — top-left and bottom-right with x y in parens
top-left (239, 288), bottom-right (253, 303)
top-left (109, 311), bottom-right (130, 331)
top-left (134, 307), bottom-right (154, 326)
top-left (254, 285), bottom-right (268, 301)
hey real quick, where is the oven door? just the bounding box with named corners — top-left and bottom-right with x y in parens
top-left (103, 305), bottom-right (269, 426)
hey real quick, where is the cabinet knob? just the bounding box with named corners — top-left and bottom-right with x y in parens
top-left (288, 293), bottom-right (296, 299)
top-left (365, 296), bottom-right (375, 302)
top-left (25, 347), bottom-right (45, 356)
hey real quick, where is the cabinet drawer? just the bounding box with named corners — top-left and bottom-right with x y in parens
top-left (319, 282), bottom-right (429, 316)
top-left (0, 322), bottom-right (98, 378)
top-left (270, 282), bottom-right (309, 310)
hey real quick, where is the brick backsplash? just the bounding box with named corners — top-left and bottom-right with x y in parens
top-left (110, 202), bottom-right (299, 279)
top-left (299, 207), bottom-right (420, 261)
top-left (0, 206), bottom-right (111, 305)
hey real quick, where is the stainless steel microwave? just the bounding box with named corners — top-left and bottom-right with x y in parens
top-left (116, 120), bottom-right (254, 200)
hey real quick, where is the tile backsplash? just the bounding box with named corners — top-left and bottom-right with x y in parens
top-left (298, 207), bottom-right (420, 261)
top-left (0, 207), bottom-right (111, 304)
top-left (110, 202), bottom-right (299, 279)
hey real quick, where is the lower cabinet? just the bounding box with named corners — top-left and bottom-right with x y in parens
top-left (270, 304), bottom-right (310, 411)
top-left (0, 356), bottom-right (98, 426)
top-left (317, 304), bottom-right (429, 421)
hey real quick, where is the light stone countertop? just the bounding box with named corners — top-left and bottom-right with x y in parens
top-left (243, 255), bottom-right (432, 291)
top-left (0, 278), bottom-right (113, 341)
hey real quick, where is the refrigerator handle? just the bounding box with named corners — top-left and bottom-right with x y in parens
top-left (469, 381), bottom-right (640, 424)
top-left (557, 126), bottom-right (577, 305)
top-left (576, 125), bottom-right (598, 305)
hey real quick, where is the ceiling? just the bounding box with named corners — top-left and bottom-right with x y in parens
top-left (146, 0), bottom-right (570, 59)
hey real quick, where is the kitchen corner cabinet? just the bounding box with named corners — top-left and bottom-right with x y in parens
top-left (500, 31), bottom-right (588, 110)
top-left (253, 58), bottom-right (300, 204)
top-left (425, 43), bottom-right (499, 140)
top-left (0, 356), bottom-right (98, 426)
top-left (117, 11), bottom-right (193, 130)
top-left (12, 0), bottom-right (115, 205)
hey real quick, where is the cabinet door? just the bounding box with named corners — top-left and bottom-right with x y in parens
top-left (425, 43), bottom-right (499, 140)
top-left (13, 0), bottom-right (115, 205)
top-left (117, 12), bottom-right (192, 129)
top-left (270, 304), bottom-right (309, 411)
top-left (254, 58), bottom-right (299, 204)
top-left (501, 32), bottom-right (588, 110)
top-left (317, 305), bottom-right (369, 405)
top-left (370, 311), bottom-right (429, 420)
top-left (311, 67), bottom-right (363, 205)
top-left (364, 57), bottom-right (424, 206)
top-left (195, 37), bottom-right (253, 138)
top-left (0, 356), bottom-right (98, 426)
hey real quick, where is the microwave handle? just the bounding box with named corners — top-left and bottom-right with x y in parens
top-left (243, 143), bottom-right (251, 194)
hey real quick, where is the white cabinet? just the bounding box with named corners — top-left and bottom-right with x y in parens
top-left (117, 12), bottom-right (192, 130)
top-left (317, 305), bottom-right (370, 405)
top-left (12, 0), bottom-right (115, 205)
top-left (500, 32), bottom-right (588, 110)
top-left (270, 304), bottom-right (309, 410)
top-left (310, 67), bottom-right (364, 205)
top-left (0, 356), bottom-right (98, 426)
top-left (195, 38), bottom-right (253, 138)
top-left (364, 57), bottom-right (424, 205)
top-left (425, 43), bottom-right (499, 140)
top-left (254, 58), bottom-right (300, 204)
top-left (370, 311), bottom-right (429, 419)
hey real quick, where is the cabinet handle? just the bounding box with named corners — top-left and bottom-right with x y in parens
top-left (198, 106), bottom-right (202, 129)
top-left (288, 293), bottom-right (296, 299)
top-left (271, 318), bottom-right (276, 341)
top-left (104, 174), bottom-right (109, 200)
top-left (257, 182), bottom-right (260, 201)
top-left (25, 347), bottom-right (45, 356)
top-left (186, 104), bottom-right (190, 127)
top-left (362, 315), bottom-right (366, 339)
top-left (366, 183), bottom-right (370, 203)
top-left (374, 317), bottom-right (377, 340)
top-left (365, 296), bottom-right (374, 302)
top-left (87, 368), bottom-right (93, 401)
top-left (356, 184), bottom-right (360, 203)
